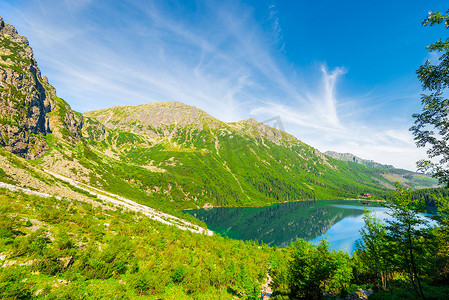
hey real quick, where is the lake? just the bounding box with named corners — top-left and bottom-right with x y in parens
top-left (185, 200), bottom-right (424, 253)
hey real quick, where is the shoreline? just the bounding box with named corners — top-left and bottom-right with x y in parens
top-left (182, 198), bottom-right (386, 211)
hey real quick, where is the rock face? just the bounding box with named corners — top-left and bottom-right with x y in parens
top-left (324, 151), bottom-right (394, 169)
top-left (84, 101), bottom-right (309, 150)
top-left (84, 101), bottom-right (223, 138)
top-left (232, 118), bottom-right (299, 147)
top-left (0, 16), bottom-right (82, 159)
top-left (81, 116), bottom-right (106, 142)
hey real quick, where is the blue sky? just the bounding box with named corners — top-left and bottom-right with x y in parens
top-left (1, 0), bottom-right (448, 170)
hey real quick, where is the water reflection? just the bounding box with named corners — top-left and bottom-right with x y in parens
top-left (185, 200), bottom-right (384, 251)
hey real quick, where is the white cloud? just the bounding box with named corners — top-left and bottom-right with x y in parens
top-left (249, 65), bottom-right (426, 171)
top-left (250, 65), bottom-right (346, 131)
top-left (267, 3), bottom-right (284, 50)
top-left (0, 0), bottom-right (427, 171)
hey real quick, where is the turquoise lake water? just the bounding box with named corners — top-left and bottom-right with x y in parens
top-left (185, 200), bottom-right (432, 253)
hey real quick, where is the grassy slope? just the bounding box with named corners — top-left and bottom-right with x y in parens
top-left (80, 128), bottom-right (388, 208)
top-left (325, 151), bottom-right (439, 190)
top-left (70, 105), bottom-right (410, 210)
top-left (0, 188), bottom-right (271, 299)
top-left (0, 19), bottom-right (437, 212)
top-left (2, 97), bottom-right (434, 213)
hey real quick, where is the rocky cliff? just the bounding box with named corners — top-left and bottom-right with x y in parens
top-left (84, 101), bottom-right (223, 138)
top-left (0, 16), bottom-right (82, 159)
top-left (0, 16), bottom-right (439, 207)
top-left (324, 151), bottom-right (394, 169)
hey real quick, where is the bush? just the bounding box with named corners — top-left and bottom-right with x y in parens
top-left (0, 267), bottom-right (32, 299)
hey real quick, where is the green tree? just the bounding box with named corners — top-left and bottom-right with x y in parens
top-left (287, 238), bottom-right (351, 300)
top-left (131, 270), bottom-right (151, 296)
top-left (288, 239), bottom-right (320, 299)
top-left (384, 184), bottom-right (429, 299)
top-left (410, 9), bottom-right (449, 293)
top-left (427, 194), bottom-right (449, 284)
top-left (270, 248), bottom-right (290, 299)
top-left (237, 263), bottom-right (259, 299)
top-left (355, 209), bottom-right (391, 290)
top-left (411, 9), bottom-right (449, 185)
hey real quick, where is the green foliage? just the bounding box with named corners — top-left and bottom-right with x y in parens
top-left (354, 210), bottom-right (391, 290)
top-left (427, 196), bottom-right (449, 286)
top-left (171, 266), bottom-right (185, 284)
top-left (0, 267), bottom-right (32, 300)
top-left (410, 187), bottom-right (449, 208)
top-left (0, 188), bottom-right (269, 298)
top-left (268, 183), bottom-right (449, 299)
top-left (352, 183), bottom-right (449, 298)
top-left (274, 238), bottom-right (352, 300)
top-left (411, 9), bottom-right (449, 186)
top-left (383, 185), bottom-right (428, 298)
top-left (0, 167), bottom-right (18, 185)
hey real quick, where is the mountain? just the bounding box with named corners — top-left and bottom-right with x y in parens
top-left (0, 16), bottom-right (439, 213)
top-left (78, 101), bottom-right (440, 208)
top-left (324, 151), bottom-right (394, 169)
top-left (0, 16), bottom-right (82, 160)
top-left (325, 150), bottom-right (437, 189)
top-left (0, 15), bottom-right (447, 300)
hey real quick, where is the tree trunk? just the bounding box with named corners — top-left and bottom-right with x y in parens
top-left (381, 271), bottom-right (387, 290)
top-left (408, 223), bottom-right (426, 299)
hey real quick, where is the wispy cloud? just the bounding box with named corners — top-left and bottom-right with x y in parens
top-left (267, 3), bottom-right (285, 51)
top-left (248, 64), bottom-right (426, 171)
top-left (0, 0), bottom-right (427, 170)
top-left (250, 65), bottom-right (345, 130)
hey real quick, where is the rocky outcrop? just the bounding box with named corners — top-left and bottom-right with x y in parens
top-left (325, 151), bottom-right (394, 169)
top-left (81, 116), bottom-right (107, 142)
top-left (233, 118), bottom-right (294, 146)
top-left (84, 101), bottom-right (224, 138)
top-left (0, 16), bottom-right (82, 159)
top-left (345, 288), bottom-right (373, 300)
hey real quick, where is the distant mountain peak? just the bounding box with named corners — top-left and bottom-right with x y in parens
top-left (229, 117), bottom-right (303, 148)
top-left (84, 100), bottom-right (225, 136)
top-left (324, 151), bottom-right (394, 169)
top-left (0, 16), bottom-right (439, 211)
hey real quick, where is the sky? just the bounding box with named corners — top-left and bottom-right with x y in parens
top-left (1, 0), bottom-right (448, 171)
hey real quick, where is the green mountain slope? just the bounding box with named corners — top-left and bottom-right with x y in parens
top-left (325, 151), bottom-right (439, 189)
top-left (0, 16), bottom-right (438, 212)
top-left (0, 186), bottom-right (270, 299)
top-left (77, 102), bottom-right (433, 209)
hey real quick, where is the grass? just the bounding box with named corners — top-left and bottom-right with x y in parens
top-left (0, 188), bottom-right (271, 299)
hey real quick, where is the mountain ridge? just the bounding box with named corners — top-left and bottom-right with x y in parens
top-left (0, 16), bottom-right (82, 160)
top-left (0, 16), bottom-right (440, 212)
top-left (325, 150), bottom-right (394, 169)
